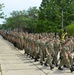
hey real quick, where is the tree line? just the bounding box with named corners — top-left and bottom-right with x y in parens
top-left (0, 0), bottom-right (74, 35)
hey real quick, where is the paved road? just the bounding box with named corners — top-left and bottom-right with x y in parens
top-left (0, 35), bottom-right (74, 75)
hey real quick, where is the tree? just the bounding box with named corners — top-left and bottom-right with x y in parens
top-left (2, 7), bottom-right (38, 33)
top-left (66, 22), bottom-right (74, 37)
top-left (36, 0), bottom-right (74, 33)
top-left (4, 10), bottom-right (28, 30)
top-left (27, 7), bottom-right (38, 32)
top-left (0, 3), bottom-right (4, 18)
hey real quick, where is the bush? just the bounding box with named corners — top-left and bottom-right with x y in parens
top-left (66, 22), bottom-right (74, 37)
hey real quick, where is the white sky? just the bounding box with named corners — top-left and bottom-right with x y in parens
top-left (0, 0), bottom-right (42, 24)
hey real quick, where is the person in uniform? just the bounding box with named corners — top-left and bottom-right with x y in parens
top-left (34, 35), bottom-right (40, 61)
top-left (44, 39), bottom-right (54, 70)
top-left (40, 37), bottom-right (46, 65)
top-left (53, 36), bottom-right (60, 67)
top-left (58, 39), bottom-right (73, 70)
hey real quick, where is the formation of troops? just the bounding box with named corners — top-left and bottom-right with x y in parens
top-left (0, 30), bottom-right (74, 72)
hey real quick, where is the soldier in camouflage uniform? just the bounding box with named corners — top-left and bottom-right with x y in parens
top-left (44, 39), bottom-right (54, 69)
top-left (29, 34), bottom-right (34, 59)
top-left (19, 32), bottom-right (24, 50)
top-left (23, 33), bottom-right (27, 54)
top-left (53, 36), bottom-right (60, 66)
top-left (58, 39), bottom-right (73, 70)
top-left (69, 36), bottom-right (74, 53)
top-left (34, 35), bottom-right (40, 61)
top-left (40, 37), bottom-right (46, 65)
top-left (25, 33), bottom-right (29, 56)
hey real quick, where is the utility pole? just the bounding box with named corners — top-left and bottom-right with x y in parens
top-left (62, 9), bottom-right (64, 30)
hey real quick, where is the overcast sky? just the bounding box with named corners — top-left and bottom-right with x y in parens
top-left (0, 0), bottom-right (42, 24)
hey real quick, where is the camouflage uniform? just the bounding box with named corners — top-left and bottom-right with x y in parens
top-left (19, 33), bottom-right (24, 50)
top-left (23, 34), bottom-right (27, 54)
top-left (44, 39), bottom-right (54, 69)
top-left (31, 38), bottom-right (35, 59)
top-left (40, 38), bottom-right (46, 65)
top-left (34, 39), bottom-right (40, 61)
top-left (59, 40), bottom-right (73, 70)
top-left (25, 35), bottom-right (29, 55)
top-left (53, 38), bottom-right (60, 66)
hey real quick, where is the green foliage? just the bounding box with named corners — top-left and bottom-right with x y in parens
top-left (1, 1), bottom-right (74, 33)
top-left (66, 22), bottom-right (74, 37)
top-left (2, 7), bottom-right (38, 32)
top-left (0, 3), bottom-right (4, 18)
top-left (35, 0), bottom-right (74, 33)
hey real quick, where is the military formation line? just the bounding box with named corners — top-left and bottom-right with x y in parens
top-left (0, 30), bottom-right (74, 72)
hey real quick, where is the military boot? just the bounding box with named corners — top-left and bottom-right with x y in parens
top-left (44, 63), bottom-right (48, 66)
top-left (40, 61), bottom-right (43, 65)
top-left (58, 66), bottom-right (63, 70)
top-left (34, 58), bottom-right (38, 62)
top-left (50, 65), bottom-right (54, 70)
